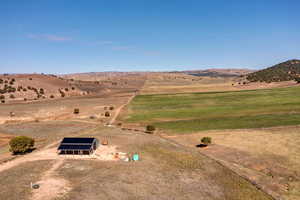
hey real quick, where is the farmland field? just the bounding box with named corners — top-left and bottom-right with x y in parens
top-left (124, 86), bottom-right (300, 134)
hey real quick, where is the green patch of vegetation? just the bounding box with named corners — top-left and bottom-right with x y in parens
top-left (125, 86), bottom-right (300, 133)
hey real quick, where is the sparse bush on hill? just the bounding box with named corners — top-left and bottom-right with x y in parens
top-left (39, 88), bottom-right (44, 94)
top-left (0, 95), bottom-right (4, 100)
top-left (9, 136), bottom-right (35, 154)
top-left (295, 77), bottom-right (300, 83)
top-left (50, 95), bottom-right (54, 98)
top-left (105, 111), bottom-right (110, 117)
top-left (109, 106), bottom-right (114, 110)
top-left (1, 100), bottom-right (5, 103)
top-left (71, 87), bottom-right (75, 90)
top-left (74, 108), bottom-right (80, 114)
top-left (9, 94), bottom-right (15, 99)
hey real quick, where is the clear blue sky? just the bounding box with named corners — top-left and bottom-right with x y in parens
top-left (1, 0), bottom-right (299, 74)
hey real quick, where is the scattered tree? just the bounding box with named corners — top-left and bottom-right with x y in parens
top-left (9, 136), bottom-right (35, 154)
top-left (146, 125), bottom-right (156, 132)
top-left (104, 111), bottom-right (110, 117)
top-left (74, 108), bottom-right (80, 114)
top-left (201, 137), bottom-right (212, 146)
top-left (39, 88), bottom-right (44, 94)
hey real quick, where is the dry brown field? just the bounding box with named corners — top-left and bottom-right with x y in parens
top-left (141, 72), bottom-right (298, 94)
top-left (0, 125), bottom-right (272, 200)
top-left (167, 126), bottom-right (300, 200)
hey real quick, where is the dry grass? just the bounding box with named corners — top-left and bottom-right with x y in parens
top-left (169, 126), bottom-right (300, 200)
top-left (141, 73), bottom-right (297, 95)
top-left (0, 123), bottom-right (272, 200)
top-left (0, 160), bottom-right (50, 200)
top-left (56, 140), bottom-right (272, 200)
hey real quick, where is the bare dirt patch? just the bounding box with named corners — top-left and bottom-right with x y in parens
top-left (31, 159), bottom-right (71, 200)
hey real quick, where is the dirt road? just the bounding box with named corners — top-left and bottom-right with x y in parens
top-left (109, 93), bottom-right (136, 125)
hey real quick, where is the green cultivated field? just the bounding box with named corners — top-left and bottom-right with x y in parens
top-left (125, 86), bottom-right (300, 134)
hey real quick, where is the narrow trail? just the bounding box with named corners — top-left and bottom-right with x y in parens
top-left (31, 159), bottom-right (70, 200)
top-left (109, 93), bottom-right (136, 125)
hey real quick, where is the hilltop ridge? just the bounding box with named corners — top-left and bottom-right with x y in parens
top-left (246, 59), bottom-right (300, 82)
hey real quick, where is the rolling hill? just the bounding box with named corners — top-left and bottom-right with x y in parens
top-left (246, 59), bottom-right (300, 82)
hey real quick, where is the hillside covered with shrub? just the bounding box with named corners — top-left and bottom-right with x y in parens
top-left (246, 59), bottom-right (300, 82)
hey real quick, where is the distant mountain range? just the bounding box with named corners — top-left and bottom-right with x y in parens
top-left (246, 59), bottom-right (300, 82)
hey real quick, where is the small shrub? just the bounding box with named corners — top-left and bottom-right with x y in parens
top-left (105, 111), bottom-right (110, 117)
top-left (74, 108), bottom-right (80, 114)
top-left (9, 136), bottom-right (35, 154)
top-left (9, 94), bottom-right (15, 99)
top-left (1, 100), bottom-right (5, 103)
top-left (146, 125), bottom-right (156, 132)
top-left (50, 95), bottom-right (54, 98)
top-left (0, 95), bottom-right (5, 100)
top-left (109, 106), bottom-right (114, 110)
top-left (201, 137), bottom-right (212, 145)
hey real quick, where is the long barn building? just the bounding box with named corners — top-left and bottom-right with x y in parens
top-left (57, 137), bottom-right (99, 155)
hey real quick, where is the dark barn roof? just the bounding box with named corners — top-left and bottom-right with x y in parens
top-left (58, 137), bottom-right (97, 151)
top-left (61, 137), bottom-right (95, 144)
top-left (58, 144), bottom-right (92, 150)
